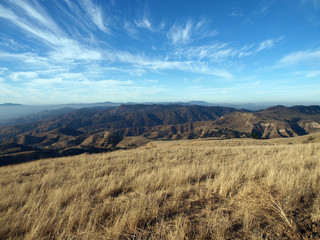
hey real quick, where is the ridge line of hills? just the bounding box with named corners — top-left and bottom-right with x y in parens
top-left (1, 104), bottom-right (320, 166)
top-left (0, 101), bottom-right (273, 122)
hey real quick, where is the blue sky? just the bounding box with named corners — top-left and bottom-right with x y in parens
top-left (0, 0), bottom-right (320, 105)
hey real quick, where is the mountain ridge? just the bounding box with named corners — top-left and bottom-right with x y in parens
top-left (1, 104), bottom-right (320, 166)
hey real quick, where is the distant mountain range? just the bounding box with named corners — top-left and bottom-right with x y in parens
top-left (1, 104), bottom-right (320, 166)
top-left (0, 103), bottom-right (23, 106)
top-left (0, 101), bottom-right (270, 122)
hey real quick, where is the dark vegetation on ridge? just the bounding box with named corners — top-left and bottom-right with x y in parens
top-left (1, 104), bottom-right (320, 166)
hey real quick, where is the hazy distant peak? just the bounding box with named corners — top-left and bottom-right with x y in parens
top-left (0, 103), bottom-right (23, 106)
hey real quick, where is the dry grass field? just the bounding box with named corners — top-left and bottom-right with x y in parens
top-left (1, 134), bottom-right (320, 239)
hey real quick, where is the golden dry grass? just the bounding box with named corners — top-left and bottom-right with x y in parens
top-left (0, 137), bottom-right (320, 239)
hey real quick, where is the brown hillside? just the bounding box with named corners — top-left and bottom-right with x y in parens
top-left (0, 137), bottom-right (319, 239)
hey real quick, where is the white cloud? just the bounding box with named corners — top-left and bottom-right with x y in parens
top-left (251, 0), bottom-right (275, 16)
top-left (0, 2), bottom-right (235, 83)
top-left (0, 4), bottom-right (63, 48)
top-left (277, 50), bottom-right (320, 67)
top-left (160, 21), bottom-right (166, 30)
top-left (0, 38), bottom-right (26, 51)
top-left (167, 21), bottom-right (193, 44)
top-left (306, 70), bottom-right (320, 78)
top-left (103, 66), bottom-right (147, 77)
top-left (22, 75), bottom-right (134, 89)
top-left (138, 59), bottom-right (234, 79)
top-left (36, 67), bottom-right (69, 75)
top-left (9, 0), bottom-right (60, 33)
top-left (49, 42), bottom-right (102, 61)
top-left (230, 9), bottom-right (244, 17)
top-left (256, 39), bottom-right (276, 51)
top-left (57, 73), bottom-right (87, 81)
top-left (175, 43), bottom-right (234, 61)
top-left (94, 79), bottom-right (134, 86)
top-left (0, 2), bottom-right (104, 62)
top-left (25, 77), bottom-right (64, 88)
top-left (102, 49), bottom-right (235, 79)
top-left (11, 71), bottom-right (38, 81)
top-left (135, 17), bottom-right (153, 31)
top-left (0, 5), bottom-right (16, 20)
top-left (0, 67), bottom-right (8, 75)
top-left (0, 51), bottom-right (47, 65)
top-left (207, 68), bottom-right (234, 80)
top-left (124, 21), bottom-right (138, 37)
top-left (172, 37), bottom-right (282, 63)
top-left (79, 0), bottom-right (109, 34)
top-left (239, 36), bottom-right (284, 57)
top-left (84, 48), bottom-right (234, 80)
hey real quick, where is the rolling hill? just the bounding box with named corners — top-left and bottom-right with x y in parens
top-left (0, 135), bottom-right (319, 239)
top-left (1, 104), bottom-right (320, 165)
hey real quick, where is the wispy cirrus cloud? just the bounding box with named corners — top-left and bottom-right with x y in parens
top-left (135, 17), bottom-right (153, 31)
top-left (139, 60), bottom-right (233, 80)
top-left (276, 50), bottom-right (320, 67)
top-left (251, 0), bottom-right (275, 16)
top-left (306, 70), bottom-right (320, 78)
top-left (105, 50), bottom-right (234, 79)
top-left (0, 4), bottom-right (65, 48)
top-left (239, 36), bottom-right (284, 57)
top-left (79, 0), bottom-right (110, 34)
top-left (124, 20), bottom-right (139, 38)
top-left (0, 51), bottom-right (48, 65)
top-left (125, 17), bottom-right (165, 38)
top-left (0, 37), bottom-right (27, 51)
top-left (256, 38), bottom-right (279, 51)
top-left (230, 9), bottom-right (244, 17)
top-left (1, 2), bottom-right (234, 81)
top-left (172, 36), bottom-right (283, 63)
top-left (167, 20), bottom-right (194, 44)
top-left (49, 42), bottom-right (102, 61)
top-left (9, 0), bottom-right (61, 33)
top-left (11, 71), bottom-right (38, 81)
top-left (174, 43), bottom-right (234, 61)
top-left (0, 67), bottom-right (8, 74)
top-left (0, 1), bottom-right (103, 62)
top-left (123, 17), bottom-right (156, 39)
top-left (167, 19), bottom-right (218, 45)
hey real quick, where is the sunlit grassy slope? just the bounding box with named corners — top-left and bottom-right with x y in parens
top-left (1, 133), bottom-right (320, 239)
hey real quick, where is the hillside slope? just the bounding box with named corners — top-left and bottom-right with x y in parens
top-left (214, 105), bottom-right (320, 138)
top-left (0, 138), bottom-right (319, 239)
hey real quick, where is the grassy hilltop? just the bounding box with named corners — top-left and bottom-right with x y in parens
top-left (0, 133), bottom-right (320, 239)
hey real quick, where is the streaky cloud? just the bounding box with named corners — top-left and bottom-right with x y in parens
top-left (167, 19), bottom-right (218, 45)
top-left (135, 17), bottom-right (153, 31)
top-left (277, 50), bottom-right (320, 67)
top-left (11, 71), bottom-right (38, 81)
top-left (174, 43), bottom-right (234, 61)
top-left (306, 70), bottom-right (320, 78)
top-left (9, 0), bottom-right (60, 33)
top-left (167, 20), bottom-right (193, 44)
top-left (79, 0), bottom-right (110, 34)
top-left (239, 36), bottom-right (284, 57)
